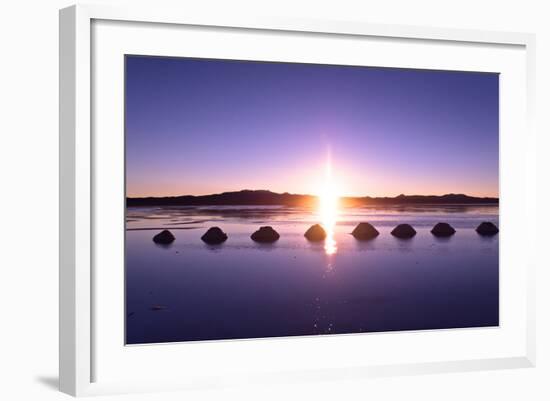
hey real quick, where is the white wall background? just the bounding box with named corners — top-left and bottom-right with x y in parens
top-left (0, 0), bottom-right (547, 399)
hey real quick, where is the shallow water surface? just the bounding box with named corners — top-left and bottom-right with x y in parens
top-left (126, 205), bottom-right (499, 344)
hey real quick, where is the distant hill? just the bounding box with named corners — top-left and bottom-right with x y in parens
top-left (127, 190), bottom-right (498, 207)
top-left (347, 193), bottom-right (499, 206)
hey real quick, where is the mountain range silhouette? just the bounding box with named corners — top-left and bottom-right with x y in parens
top-left (127, 190), bottom-right (498, 207)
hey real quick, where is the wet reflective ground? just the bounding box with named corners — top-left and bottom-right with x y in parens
top-left (126, 205), bottom-right (498, 344)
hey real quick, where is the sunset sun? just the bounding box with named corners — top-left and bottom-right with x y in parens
top-left (318, 156), bottom-right (340, 255)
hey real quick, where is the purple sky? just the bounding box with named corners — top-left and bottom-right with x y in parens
top-left (125, 55), bottom-right (499, 198)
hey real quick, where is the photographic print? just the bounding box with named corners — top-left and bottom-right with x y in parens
top-left (125, 55), bottom-right (499, 345)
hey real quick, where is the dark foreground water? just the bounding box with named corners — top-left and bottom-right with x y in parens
top-left (125, 205), bottom-right (499, 344)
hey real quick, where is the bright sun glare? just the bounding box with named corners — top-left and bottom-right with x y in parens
top-left (318, 156), bottom-right (340, 255)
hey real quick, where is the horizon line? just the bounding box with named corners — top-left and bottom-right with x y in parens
top-left (126, 189), bottom-right (499, 199)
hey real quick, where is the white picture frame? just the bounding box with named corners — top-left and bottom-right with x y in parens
top-left (59, 4), bottom-right (536, 397)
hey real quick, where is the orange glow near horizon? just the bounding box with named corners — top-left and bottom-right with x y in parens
top-left (126, 161), bottom-right (499, 199)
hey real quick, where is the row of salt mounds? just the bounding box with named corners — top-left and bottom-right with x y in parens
top-left (151, 222), bottom-right (499, 244)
